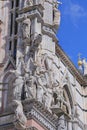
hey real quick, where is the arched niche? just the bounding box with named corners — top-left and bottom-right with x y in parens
top-left (2, 71), bottom-right (16, 110)
top-left (63, 84), bottom-right (74, 116)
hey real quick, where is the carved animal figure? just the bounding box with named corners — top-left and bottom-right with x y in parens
top-left (13, 100), bottom-right (27, 130)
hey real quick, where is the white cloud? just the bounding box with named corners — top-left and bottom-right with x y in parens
top-left (63, 0), bottom-right (87, 27)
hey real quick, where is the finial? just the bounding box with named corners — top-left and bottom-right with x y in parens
top-left (78, 53), bottom-right (82, 66)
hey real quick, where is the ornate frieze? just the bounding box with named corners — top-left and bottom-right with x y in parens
top-left (23, 99), bottom-right (57, 130)
top-left (30, 109), bottom-right (56, 130)
top-left (27, 127), bottom-right (38, 130)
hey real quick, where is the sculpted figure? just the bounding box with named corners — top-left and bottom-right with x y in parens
top-left (44, 87), bottom-right (53, 112)
top-left (16, 55), bottom-right (25, 76)
top-left (22, 18), bottom-right (31, 42)
top-left (24, 74), bottom-right (37, 99)
top-left (13, 100), bottom-right (27, 130)
top-left (25, 51), bottom-right (37, 76)
top-left (36, 70), bottom-right (47, 102)
top-left (41, 54), bottom-right (53, 86)
top-left (24, 0), bottom-right (33, 7)
top-left (82, 59), bottom-right (87, 75)
top-left (53, 1), bottom-right (61, 30)
top-left (13, 75), bottom-right (24, 100)
top-left (41, 54), bottom-right (53, 71)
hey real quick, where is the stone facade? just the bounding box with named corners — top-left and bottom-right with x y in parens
top-left (0, 0), bottom-right (87, 130)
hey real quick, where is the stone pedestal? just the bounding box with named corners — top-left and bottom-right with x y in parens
top-left (0, 99), bottom-right (57, 130)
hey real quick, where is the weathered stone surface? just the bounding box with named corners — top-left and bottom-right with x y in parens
top-left (0, 0), bottom-right (87, 130)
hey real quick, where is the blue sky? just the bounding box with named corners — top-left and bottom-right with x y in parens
top-left (57, 0), bottom-right (87, 68)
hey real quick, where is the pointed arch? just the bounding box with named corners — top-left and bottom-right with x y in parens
top-left (2, 71), bottom-right (16, 110)
top-left (63, 83), bottom-right (74, 115)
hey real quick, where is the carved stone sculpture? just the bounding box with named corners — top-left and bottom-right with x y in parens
top-left (16, 54), bottom-right (25, 76)
top-left (25, 53), bottom-right (35, 75)
top-left (24, 74), bottom-right (37, 99)
top-left (13, 100), bottom-right (27, 130)
top-left (36, 71), bottom-right (47, 102)
top-left (13, 76), bottom-right (24, 100)
top-left (22, 18), bottom-right (31, 42)
top-left (32, 34), bottom-right (42, 48)
top-left (53, 1), bottom-right (61, 30)
top-left (41, 54), bottom-right (53, 86)
top-left (44, 87), bottom-right (53, 112)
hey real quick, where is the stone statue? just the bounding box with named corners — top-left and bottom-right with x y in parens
top-left (25, 49), bottom-right (38, 76)
top-left (13, 75), bottom-right (24, 100)
top-left (13, 100), bottom-right (27, 130)
top-left (32, 34), bottom-right (42, 48)
top-left (36, 70), bottom-right (47, 102)
top-left (24, 0), bottom-right (33, 7)
top-left (44, 87), bottom-right (53, 112)
top-left (16, 54), bottom-right (25, 76)
top-left (53, 1), bottom-right (61, 30)
top-left (82, 59), bottom-right (87, 75)
top-left (36, 70), bottom-right (53, 112)
top-left (24, 74), bottom-right (37, 99)
top-left (41, 54), bottom-right (54, 86)
top-left (22, 18), bottom-right (31, 42)
top-left (41, 54), bottom-right (53, 71)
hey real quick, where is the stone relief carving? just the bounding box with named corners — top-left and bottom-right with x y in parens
top-left (16, 54), bottom-right (25, 76)
top-left (12, 100), bottom-right (27, 130)
top-left (24, 74), bottom-right (37, 99)
top-left (13, 51), bottom-right (70, 113)
top-left (13, 76), bottom-right (24, 100)
top-left (52, 69), bottom-right (69, 113)
top-left (25, 52), bottom-right (36, 75)
top-left (13, 11), bottom-right (69, 111)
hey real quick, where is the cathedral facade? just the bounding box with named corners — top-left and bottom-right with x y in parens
top-left (0, 0), bottom-right (87, 130)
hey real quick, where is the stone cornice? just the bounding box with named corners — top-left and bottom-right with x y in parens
top-left (26, 127), bottom-right (38, 130)
top-left (16, 9), bottom-right (43, 23)
top-left (0, 99), bottom-right (57, 130)
top-left (18, 4), bottom-right (44, 15)
top-left (23, 99), bottom-right (57, 126)
top-left (55, 43), bottom-right (87, 86)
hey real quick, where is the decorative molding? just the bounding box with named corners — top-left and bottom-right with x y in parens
top-left (18, 4), bottom-right (44, 15)
top-left (23, 99), bottom-right (57, 130)
top-left (0, 99), bottom-right (57, 130)
top-left (55, 43), bottom-right (87, 86)
top-left (27, 127), bottom-right (38, 130)
top-left (16, 9), bottom-right (43, 23)
top-left (30, 109), bottom-right (56, 130)
top-left (77, 103), bottom-right (87, 112)
top-left (72, 117), bottom-right (85, 130)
